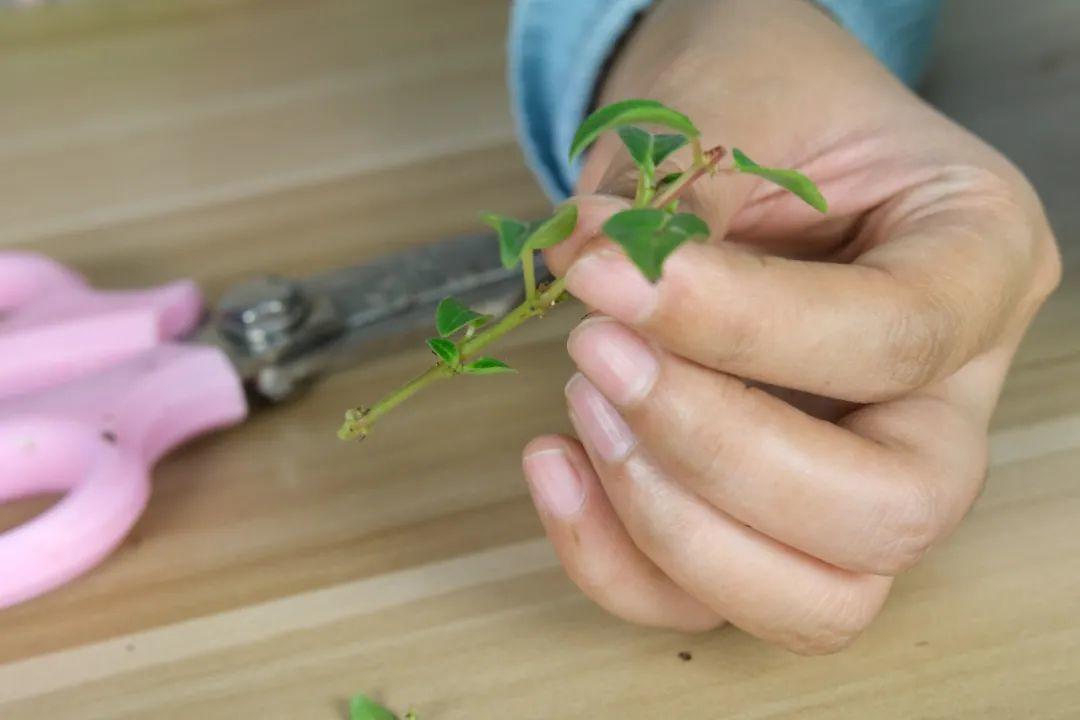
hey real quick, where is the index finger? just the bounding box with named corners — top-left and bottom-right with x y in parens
top-left (558, 196), bottom-right (1032, 402)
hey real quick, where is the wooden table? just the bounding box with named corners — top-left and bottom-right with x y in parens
top-left (1, 1), bottom-right (1078, 717)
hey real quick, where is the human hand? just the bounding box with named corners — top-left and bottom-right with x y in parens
top-left (521, 0), bottom-right (1061, 653)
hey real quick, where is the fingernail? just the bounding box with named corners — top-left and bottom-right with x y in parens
top-left (568, 319), bottom-right (658, 406)
top-left (565, 249), bottom-right (659, 325)
top-left (523, 448), bottom-right (586, 518)
top-left (565, 373), bottom-right (637, 463)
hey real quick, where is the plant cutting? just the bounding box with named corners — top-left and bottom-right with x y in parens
top-left (337, 99), bottom-right (826, 441)
top-left (349, 693), bottom-right (416, 720)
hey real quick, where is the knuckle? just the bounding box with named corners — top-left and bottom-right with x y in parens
top-left (564, 558), bottom-right (612, 599)
top-left (1026, 227), bottom-right (1063, 309)
top-left (862, 477), bottom-right (940, 575)
top-left (882, 290), bottom-right (959, 393)
top-left (784, 584), bottom-right (882, 656)
top-left (966, 166), bottom-right (1062, 305)
top-left (924, 165), bottom-right (1062, 347)
top-left (1037, 241), bottom-right (1063, 298)
top-left (786, 627), bottom-right (858, 656)
top-left (563, 544), bottom-right (625, 601)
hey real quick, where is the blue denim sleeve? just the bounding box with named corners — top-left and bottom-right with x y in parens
top-left (509, 0), bottom-right (942, 200)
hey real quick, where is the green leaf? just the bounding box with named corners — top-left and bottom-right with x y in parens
top-left (434, 297), bottom-right (489, 337)
top-left (604, 210), bottom-right (681, 283)
top-left (569, 99), bottom-right (699, 161)
top-left (482, 206), bottom-right (578, 269)
top-left (480, 212), bottom-right (532, 268)
top-left (426, 337), bottom-right (460, 366)
top-left (523, 204), bottom-right (578, 253)
top-left (604, 207), bottom-right (668, 235)
top-left (462, 357), bottom-right (516, 375)
top-left (617, 126), bottom-right (655, 176)
top-left (349, 694), bottom-right (398, 720)
top-left (602, 208), bottom-right (710, 282)
top-left (731, 148), bottom-right (828, 213)
top-left (617, 129), bottom-right (688, 183)
top-left (651, 133), bottom-right (688, 166)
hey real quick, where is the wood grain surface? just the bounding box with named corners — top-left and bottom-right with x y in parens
top-left (1, 1), bottom-right (1078, 718)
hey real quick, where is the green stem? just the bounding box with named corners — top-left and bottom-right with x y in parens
top-left (338, 277), bottom-right (568, 440)
top-left (521, 251), bottom-right (537, 303)
top-left (338, 144), bottom-right (725, 441)
top-left (691, 137), bottom-right (706, 168)
top-left (634, 168), bottom-right (655, 208)
top-left (652, 145), bottom-right (726, 208)
top-left (337, 363), bottom-right (454, 440)
top-left (459, 275), bottom-right (566, 355)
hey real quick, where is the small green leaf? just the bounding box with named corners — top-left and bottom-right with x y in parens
top-left (602, 208), bottom-right (670, 282)
top-left (435, 297), bottom-right (489, 337)
top-left (569, 99), bottom-right (699, 161)
top-left (731, 148), bottom-right (828, 213)
top-left (617, 129), bottom-right (688, 184)
top-left (462, 357), bottom-right (516, 375)
top-left (604, 207), bottom-right (669, 235)
top-left (651, 133), bottom-right (688, 166)
top-left (523, 204), bottom-right (578, 254)
top-left (349, 694), bottom-right (398, 720)
top-left (480, 212), bottom-right (532, 268)
top-left (602, 208), bottom-right (710, 282)
top-left (426, 337), bottom-right (460, 366)
top-left (617, 126), bottom-right (655, 176)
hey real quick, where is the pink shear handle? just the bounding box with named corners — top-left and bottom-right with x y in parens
top-left (0, 252), bottom-right (202, 400)
top-left (0, 344), bottom-right (247, 609)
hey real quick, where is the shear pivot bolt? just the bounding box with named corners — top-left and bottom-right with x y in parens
top-left (218, 277), bottom-right (311, 354)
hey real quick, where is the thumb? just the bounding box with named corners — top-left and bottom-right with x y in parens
top-left (542, 194), bottom-right (630, 277)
